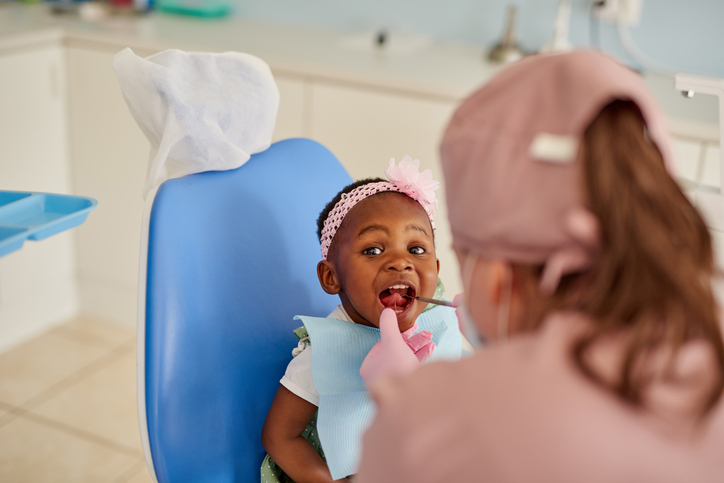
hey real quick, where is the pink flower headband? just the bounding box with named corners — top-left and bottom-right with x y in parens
top-left (320, 155), bottom-right (439, 260)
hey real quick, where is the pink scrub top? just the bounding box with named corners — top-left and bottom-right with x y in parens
top-left (356, 312), bottom-right (724, 483)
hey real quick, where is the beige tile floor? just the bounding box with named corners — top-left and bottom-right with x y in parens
top-left (0, 316), bottom-right (155, 482)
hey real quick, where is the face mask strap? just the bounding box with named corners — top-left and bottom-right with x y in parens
top-left (461, 252), bottom-right (478, 298)
top-left (462, 251), bottom-right (512, 342)
top-left (459, 252), bottom-right (484, 349)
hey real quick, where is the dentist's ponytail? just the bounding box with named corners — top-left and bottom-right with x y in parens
top-left (571, 100), bottom-right (724, 416)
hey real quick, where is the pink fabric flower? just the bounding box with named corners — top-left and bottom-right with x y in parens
top-left (386, 155), bottom-right (439, 213)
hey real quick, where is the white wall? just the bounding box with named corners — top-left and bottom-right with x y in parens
top-left (234, 0), bottom-right (724, 78)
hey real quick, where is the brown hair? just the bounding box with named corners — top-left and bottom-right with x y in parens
top-left (528, 100), bottom-right (724, 416)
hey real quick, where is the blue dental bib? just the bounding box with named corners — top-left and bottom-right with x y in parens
top-left (294, 305), bottom-right (462, 479)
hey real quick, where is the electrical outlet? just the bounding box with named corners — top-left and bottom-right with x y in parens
top-left (592, 0), bottom-right (643, 25)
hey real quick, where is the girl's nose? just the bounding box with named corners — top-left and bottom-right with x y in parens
top-left (386, 253), bottom-right (413, 272)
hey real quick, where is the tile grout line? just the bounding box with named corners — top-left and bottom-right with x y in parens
top-left (20, 410), bottom-right (144, 458)
top-left (19, 340), bottom-right (135, 412)
top-left (112, 458), bottom-right (150, 483)
top-left (0, 407), bottom-right (22, 429)
top-left (51, 324), bottom-right (136, 348)
top-left (0, 399), bottom-right (16, 411)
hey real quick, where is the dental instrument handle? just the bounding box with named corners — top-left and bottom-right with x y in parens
top-left (413, 296), bottom-right (455, 307)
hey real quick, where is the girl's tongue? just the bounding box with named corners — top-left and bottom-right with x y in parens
top-left (379, 286), bottom-right (411, 310)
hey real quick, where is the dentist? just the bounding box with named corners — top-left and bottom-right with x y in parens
top-left (356, 50), bottom-right (724, 482)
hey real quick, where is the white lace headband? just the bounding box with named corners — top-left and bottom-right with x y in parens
top-left (320, 156), bottom-right (439, 260)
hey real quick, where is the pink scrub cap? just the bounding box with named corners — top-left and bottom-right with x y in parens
top-left (440, 50), bottom-right (674, 294)
top-left (320, 156), bottom-right (439, 260)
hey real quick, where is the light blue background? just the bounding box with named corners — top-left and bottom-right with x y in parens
top-left (233, 0), bottom-right (724, 78)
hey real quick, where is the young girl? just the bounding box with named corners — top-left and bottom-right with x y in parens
top-left (260, 156), bottom-right (463, 482)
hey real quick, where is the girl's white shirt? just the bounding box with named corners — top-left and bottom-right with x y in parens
top-left (280, 305), bottom-right (352, 407)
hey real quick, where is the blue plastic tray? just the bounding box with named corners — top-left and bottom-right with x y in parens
top-left (0, 191), bottom-right (98, 258)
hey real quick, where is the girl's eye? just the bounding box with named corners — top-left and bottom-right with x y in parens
top-left (409, 246), bottom-right (425, 255)
top-left (363, 247), bottom-right (382, 256)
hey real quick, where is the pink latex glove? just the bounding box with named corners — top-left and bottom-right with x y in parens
top-left (360, 308), bottom-right (436, 386)
top-left (401, 322), bottom-right (436, 364)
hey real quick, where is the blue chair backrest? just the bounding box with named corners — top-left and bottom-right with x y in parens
top-left (143, 138), bottom-right (352, 482)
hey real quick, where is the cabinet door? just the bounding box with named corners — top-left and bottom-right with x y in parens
top-left (0, 46), bottom-right (76, 351)
top-left (67, 46), bottom-right (150, 325)
top-left (309, 83), bottom-right (461, 295)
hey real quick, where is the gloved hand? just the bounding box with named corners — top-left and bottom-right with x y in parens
top-left (360, 308), bottom-right (435, 386)
top-left (401, 322), bottom-right (435, 364)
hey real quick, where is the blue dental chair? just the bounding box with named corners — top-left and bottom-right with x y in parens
top-left (138, 138), bottom-right (352, 482)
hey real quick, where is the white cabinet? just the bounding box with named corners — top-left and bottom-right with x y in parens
top-left (673, 137), bottom-right (703, 184)
top-left (67, 46), bottom-right (150, 325)
top-left (309, 83), bottom-right (461, 295)
top-left (8, 42), bottom-right (715, 333)
top-left (0, 46), bottom-right (77, 351)
top-left (673, 133), bottom-right (723, 273)
top-left (701, 143), bottom-right (721, 190)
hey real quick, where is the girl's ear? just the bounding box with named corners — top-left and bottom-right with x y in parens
top-left (317, 260), bottom-right (341, 295)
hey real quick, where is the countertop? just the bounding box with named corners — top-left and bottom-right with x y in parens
top-left (0, 3), bottom-right (500, 101)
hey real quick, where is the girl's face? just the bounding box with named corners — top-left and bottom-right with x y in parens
top-left (318, 192), bottom-right (439, 332)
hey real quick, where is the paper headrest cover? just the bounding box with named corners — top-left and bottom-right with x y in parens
top-left (440, 50), bottom-right (674, 293)
top-left (114, 48), bottom-right (280, 197)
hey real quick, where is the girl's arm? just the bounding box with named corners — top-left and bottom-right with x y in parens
top-left (261, 385), bottom-right (347, 483)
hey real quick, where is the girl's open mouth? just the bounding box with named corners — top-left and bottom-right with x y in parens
top-left (379, 283), bottom-right (416, 314)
